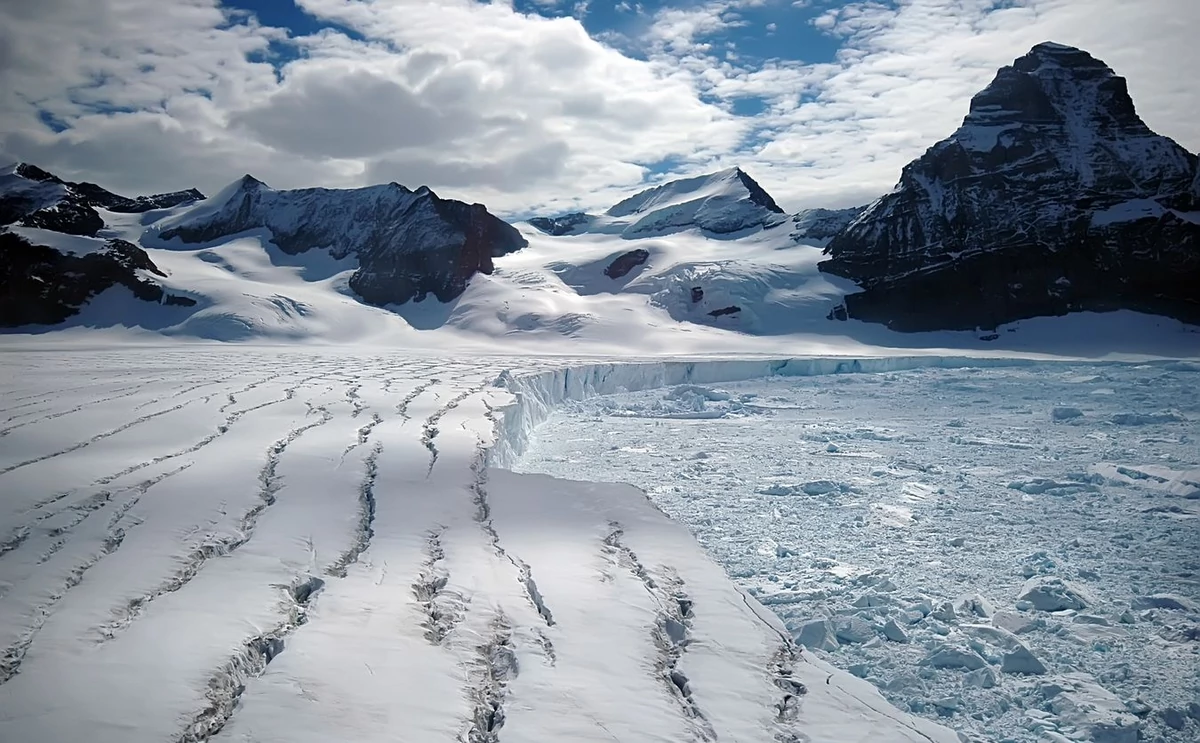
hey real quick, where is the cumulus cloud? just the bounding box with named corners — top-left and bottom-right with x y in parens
top-left (0, 0), bottom-right (1195, 217)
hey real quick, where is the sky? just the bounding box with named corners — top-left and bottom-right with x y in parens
top-left (1, 0), bottom-right (1197, 218)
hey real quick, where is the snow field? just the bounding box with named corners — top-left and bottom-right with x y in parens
top-left (0, 350), bottom-right (958, 742)
top-left (516, 363), bottom-right (1200, 743)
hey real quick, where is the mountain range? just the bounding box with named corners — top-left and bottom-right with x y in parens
top-left (1, 42), bottom-right (1196, 341)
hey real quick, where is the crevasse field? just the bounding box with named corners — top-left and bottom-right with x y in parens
top-left (515, 361), bottom-right (1200, 743)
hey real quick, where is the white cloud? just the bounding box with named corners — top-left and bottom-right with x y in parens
top-left (642, 1), bottom-right (758, 55)
top-left (0, 0), bottom-right (1196, 218)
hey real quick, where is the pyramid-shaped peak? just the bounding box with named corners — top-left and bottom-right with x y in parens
top-left (238, 174), bottom-right (268, 190)
top-left (822, 39), bottom-right (1199, 333)
top-left (960, 41), bottom-right (1135, 134)
top-left (731, 168), bottom-right (784, 214)
top-left (711, 165), bottom-right (746, 178)
top-left (607, 166), bottom-right (782, 217)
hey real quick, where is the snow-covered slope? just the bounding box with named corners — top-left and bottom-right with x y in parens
top-left (529, 167), bottom-right (788, 239)
top-left (822, 42), bottom-right (1200, 332)
top-left (430, 221), bottom-right (853, 339)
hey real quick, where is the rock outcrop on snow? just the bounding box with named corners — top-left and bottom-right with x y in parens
top-left (820, 42), bottom-right (1200, 331)
top-left (155, 175), bottom-right (527, 306)
top-left (604, 248), bottom-right (650, 279)
top-left (0, 163), bottom-right (204, 237)
top-left (527, 212), bottom-right (590, 236)
top-left (528, 167), bottom-right (788, 238)
top-left (0, 232), bottom-right (194, 326)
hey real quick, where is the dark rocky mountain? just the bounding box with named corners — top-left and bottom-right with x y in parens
top-left (790, 206), bottom-right (867, 244)
top-left (0, 163), bottom-right (205, 237)
top-left (528, 167), bottom-right (788, 238)
top-left (155, 175), bottom-right (527, 305)
top-left (0, 232), bottom-right (194, 327)
top-left (528, 212), bottom-right (590, 236)
top-left (820, 42), bottom-right (1200, 331)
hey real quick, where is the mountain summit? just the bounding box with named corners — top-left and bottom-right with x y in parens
top-left (821, 41), bottom-right (1200, 331)
top-left (529, 166), bottom-right (788, 238)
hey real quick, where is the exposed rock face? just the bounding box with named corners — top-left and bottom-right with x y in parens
top-left (15, 196), bottom-right (106, 237)
top-left (790, 206), bottom-right (866, 243)
top-left (604, 249), bottom-right (649, 279)
top-left (821, 42), bottom-right (1200, 331)
top-left (528, 167), bottom-right (788, 239)
top-left (0, 163), bottom-right (205, 237)
top-left (0, 232), bottom-right (194, 326)
top-left (528, 212), bottom-right (590, 236)
top-left (72, 182), bottom-right (206, 213)
top-left (156, 176), bottom-right (527, 305)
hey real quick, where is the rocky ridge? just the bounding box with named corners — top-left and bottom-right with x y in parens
top-left (790, 206), bottom-right (867, 244)
top-left (0, 163), bottom-right (204, 237)
top-left (155, 175), bottom-right (527, 306)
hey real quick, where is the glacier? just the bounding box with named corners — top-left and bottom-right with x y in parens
top-left (0, 349), bottom-right (981, 743)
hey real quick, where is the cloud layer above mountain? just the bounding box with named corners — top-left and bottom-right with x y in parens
top-left (2, 0), bottom-right (1196, 216)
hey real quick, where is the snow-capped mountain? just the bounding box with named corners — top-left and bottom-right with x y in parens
top-left (529, 166), bottom-right (788, 238)
top-left (821, 42), bottom-right (1200, 331)
top-left (0, 163), bottom-right (204, 236)
top-left (152, 175), bottom-right (527, 306)
top-left (0, 163), bottom-right (204, 327)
